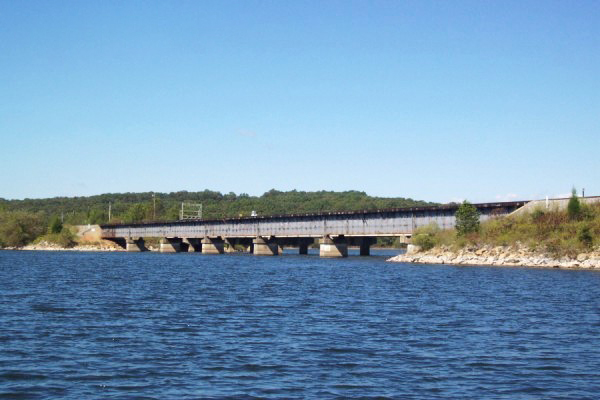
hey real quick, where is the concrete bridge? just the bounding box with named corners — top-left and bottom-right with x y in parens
top-left (100, 200), bottom-right (526, 257)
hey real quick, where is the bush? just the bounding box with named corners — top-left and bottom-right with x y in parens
top-left (568, 188), bottom-right (581, 220)
top-left (455, 201), bottom-right (480, 236)
top-left (0, 211), bottom-right (46, 247)
top-left (36, 228), bottom-right (76, 248)
top-left (413, 233), bottom-right (435, 251)
top-left (578, 224), bottom-right (593, 249)
top-left (531, 208), bottom-right (545, 221)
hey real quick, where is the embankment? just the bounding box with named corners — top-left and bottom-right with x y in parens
top-left (4, 240), bottom-right (122, 252)
top-left (388, 244), bottom-right (600, 269)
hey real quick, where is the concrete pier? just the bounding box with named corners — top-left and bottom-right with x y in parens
top-left (183, 238), bottom-right (202, 252)
top-left (160, 237), bottom-right (182, 253)
top-left (253, 236), bottom-right (279, 256)
top-left (202, 237), bottom-right (225, 254)
top-left (358, 237), bottom-right (376, 256)
top-left (298, 238), bottom-right (312, 255)
top-left (319, 235), bottom-right (348, 258)
top-left (126, 237), bottom-right (145, 252)
top-left (299, 243), bottom-right (308, 255)
top-left (224, 238), bottom-right (237, 253)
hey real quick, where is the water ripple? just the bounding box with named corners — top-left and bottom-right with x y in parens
top-left (1, 250), bottom-right (600, 398)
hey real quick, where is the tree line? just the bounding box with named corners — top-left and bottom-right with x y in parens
top-left (0, 189), bottom-right (435, 247)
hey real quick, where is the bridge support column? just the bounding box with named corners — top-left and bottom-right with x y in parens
top-left (126, 237), bottom-right (145, 252)
top-left (202, 237), bottom-right (225, 254)
top-left (298, 238), bottom-right (312, 255)
top-left (160, 237), bottom-right (182, 253)
top-left (359, 237), bottom-right (376, 256)
top-left (224, 238), bottom-right (237, 253)
top-left (253, 236), bottom-right (278, 256)
top-left (319, 235), bottom-right (348, 258)
top-left (183, 238), bottom-right (201, 252)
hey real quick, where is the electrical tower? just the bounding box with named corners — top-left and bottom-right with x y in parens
top-left (179, 202), bottom-right (203, 220)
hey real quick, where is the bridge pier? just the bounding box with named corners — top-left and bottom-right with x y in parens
top-left (299, 243), bottom-right (308, 255)
top-left (320, 235), bottom-right (348, 258)
top-left (126, 237), bottom-right (146, 252)
top-left (298, 238), bottom-right (312, 255)
top-left (183, 238), bottom-right (202, 252)
top-left (160, 237), bottom-right (183, 253)
top-left (224, 238), bottom-right (237, 253)
top-left (399, 234), bottom-right (412, 244)
top-left (202, 237), bottom-right (225, 254)
top-left (358, 237), bottom-right (376, 256)
top-left (253, 236), bottom-right (279, 256)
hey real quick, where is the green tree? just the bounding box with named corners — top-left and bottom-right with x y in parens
top-left (123, 203), bottom-right (149, 223)
top-left (0, 211), bottom-right (46, 247)
top-left (455, 200), bottom-right (480, 236)
top-left (88, 208), bottom-right (106, 224)
top-left (48, 216), bottom-right (63, 234)
top-left (567, 187), bottom-right (581, 220)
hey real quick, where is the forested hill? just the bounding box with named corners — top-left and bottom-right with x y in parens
top-left (0, 190), bottom-right (436, 225)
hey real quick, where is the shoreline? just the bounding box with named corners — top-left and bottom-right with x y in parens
top-left (3, 244), bottom-right (404, 253)
top-left (387, 244), bottom-right (600, 269)
top-left (2, 242), bottom-right (123, 252)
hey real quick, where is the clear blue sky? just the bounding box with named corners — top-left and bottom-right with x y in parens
top-left (1, 0), bottom-right (598, 203)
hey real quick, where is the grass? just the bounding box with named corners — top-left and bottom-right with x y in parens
top-left (414, 202), bottom-right (600, 257)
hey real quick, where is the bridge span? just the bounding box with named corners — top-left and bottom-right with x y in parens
top-left (100, 200), bottom-right (526, 257)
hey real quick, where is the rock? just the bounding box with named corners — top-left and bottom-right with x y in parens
top-left (406, 244), bottom-right (421, 255)
top-left (577, 253), bottom-right (588, 262)
top-left (564, 261), bottom-right (579, 268)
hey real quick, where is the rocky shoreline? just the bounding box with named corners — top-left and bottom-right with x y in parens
top-left (388, 244), bottom-right (600, 269)
top-left (2, 241), bottom-right (123, 252)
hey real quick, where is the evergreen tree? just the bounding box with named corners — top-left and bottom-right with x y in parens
top-left (567, 187), bottom-right (581, 220)
top-left (48, 216), bottom-right (63, 234)
top-left (455, 200), bottom-right (480, 235)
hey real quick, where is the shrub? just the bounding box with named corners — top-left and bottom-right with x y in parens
top-left (567, 188), bottom-right (581, 220)
top-left (37, 228), bottom-right (76, 248)
top-left (578, 224), bottom-right (593, 249)
top-left (413, 233), bottom-right (435, 251)
top-left (531, 208), bottom-right (545, 221)
top-left (455, 201), bottom-right (480, 236)
top-left (0, 211), bottom-right (46, 247)
top-left (414, 222), bottom-right (441, 236)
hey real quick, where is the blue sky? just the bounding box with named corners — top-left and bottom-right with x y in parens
top-left (1, 0), bottom-right (598, 203)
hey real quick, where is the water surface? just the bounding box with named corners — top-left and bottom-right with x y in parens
top-left (1, 250), bottom-right (600, 398)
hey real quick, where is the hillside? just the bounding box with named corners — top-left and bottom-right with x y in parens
top-left (0, 189), bottom-right (436, 225)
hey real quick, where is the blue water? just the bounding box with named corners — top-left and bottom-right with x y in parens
top-left (1, 249), bottom-right (600, 399)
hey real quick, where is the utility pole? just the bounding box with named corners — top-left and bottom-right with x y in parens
top-left (152, 193), bottom-right (156, 220)
top-left (583, 188), bottom-right (585, 197)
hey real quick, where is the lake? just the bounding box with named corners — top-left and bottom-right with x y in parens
top-left (1, 249), bottom-right (600, 398)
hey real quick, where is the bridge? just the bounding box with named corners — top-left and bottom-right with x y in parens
top-left (100, 200), bottom-right (526, 257)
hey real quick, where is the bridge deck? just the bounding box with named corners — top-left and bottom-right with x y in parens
top-left (100, 201), bottom-right (527, 239)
